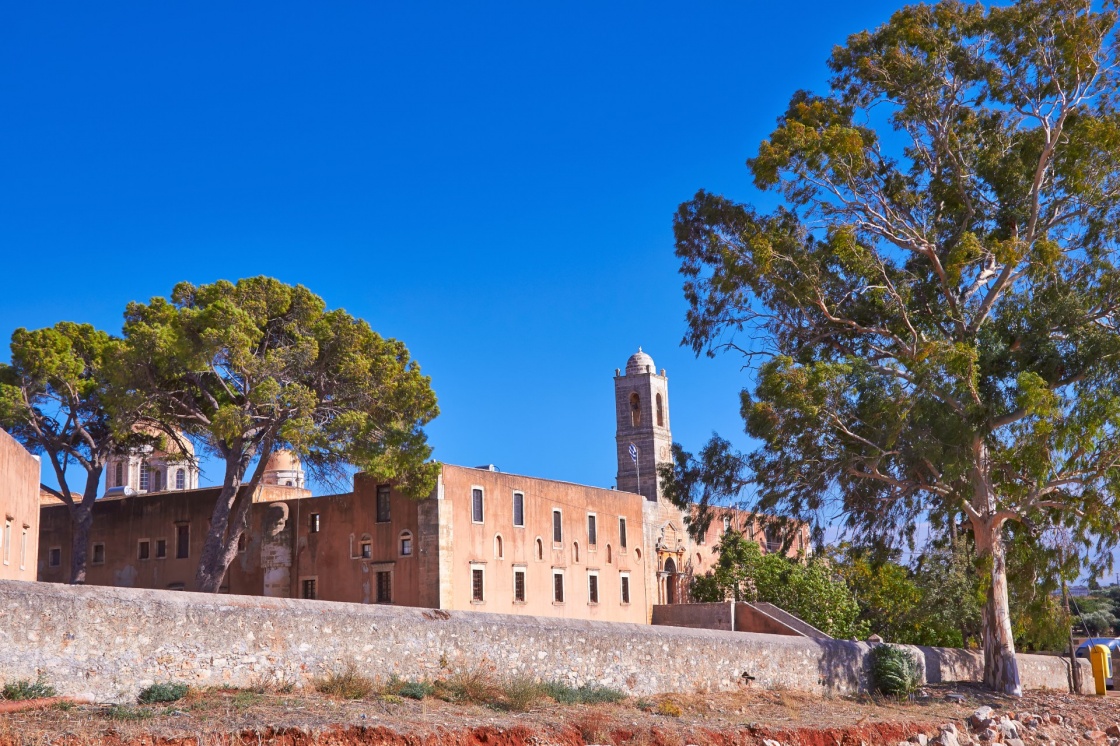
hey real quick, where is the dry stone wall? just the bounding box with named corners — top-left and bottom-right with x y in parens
top-left (0, 580), bottom-right (1089, 703)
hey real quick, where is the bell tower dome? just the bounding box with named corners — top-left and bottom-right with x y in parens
top-left (614, 348), bottom-right (672, 500)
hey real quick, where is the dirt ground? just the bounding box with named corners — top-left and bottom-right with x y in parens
top-left (0, 683), bottom-right (1117, 746)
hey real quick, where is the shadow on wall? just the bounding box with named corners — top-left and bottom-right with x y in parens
top-left (917, 645), bottom-right (982, 684)
top-left (817, 638), bottom-right (869, 692)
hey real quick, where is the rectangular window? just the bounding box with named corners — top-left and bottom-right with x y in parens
top-left (361, 541), bottom-right (372, 559)
top-left (2, 521), bottom-right (10, 564)
top-left (619, 518), bottom-right (627, 549)
top-left (472, 488), bottom-right (484, 523)
top-left (156, 539), bottom-right (167, 559)
top-left (20, 530), bottom-right (26, 570)
top-left (471, 566), bottom-right (485, 602)
top-left (400, 534), bottom-right (413, 556)
top-left (176, 524), bottom-right (190, 559)
top-left (302, 578), bottom-right (317, 600)
top-left (309, 513), bottom-right (321, 533)
top-left (620, 573), bottom-right (631, 605)
top-left (376, 571), bottom-right (392, 603)
top-left (512, 492), bottom-right (524, 527)
top-left (138, 540), bottom-right (150, 560)
top-left (92, 543), bottom-right (106, 565)
top-left (588, 572), bottom-right (599, 604)
top-left (553, 571), bottom-right (565, 603)
top-left (48, 547), bottom-right (61, 568)
top-left (552, 510), bottom-right (562, 543)
top-left (376, 485), bottom-right (391, 523)
top-left (587, 514), bottom-right (597, 546)
top-left (238, 533), bottom-right (247, 552)
top-left (513, 567), bottom-right (526, 603)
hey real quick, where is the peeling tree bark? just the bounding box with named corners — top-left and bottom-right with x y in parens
top-left (972, 514), bottom-right (1022, 696)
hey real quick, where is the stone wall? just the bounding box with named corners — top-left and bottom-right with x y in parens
top-left (0, 580), bottom-right (1090, 703)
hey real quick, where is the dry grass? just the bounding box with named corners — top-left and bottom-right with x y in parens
top-left (578, 710), bottom-right (614, 743)
top-left (313, 663), bottom-right (376, 700)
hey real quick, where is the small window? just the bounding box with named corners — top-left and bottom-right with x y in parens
top-left (309, 513), bottom-right (321, 533)
top-left (513, 567), bottom-right (526, 603)
top-left (606, 544), bottom-right (612, 564)
top-left (535, 537), bottom-right (544, 561)
top-left (376, 571), bottom-right (392, 603)
top-left (619, 517), bottom-right (627, 549)
top-left (92, 543), bottom-right (106, 565)
top-left (20, 530), bottom-right (26, 570)
top-left (471, 566), bottom-right (485, 603)
top-left (494, 534), bottom-right (504, 559)
top-left (2, 521), bottom-right (8, 564)
top-left (154, 469), bottom-right (163, 492)
top-left (361, 541), bottom-right (372, 559)
top-left (552, 510), bottom-right (562, 543)
top-left (48, 547), bottom-right (61, 568)
top-left (620, 573), bottom-right (631, 604)
top-left (588, 573), bottom-right (599, 604)
top-left (587, 514), bottom-right (597, 546)
top-left (156, 539), bottom-right (167, 559)
top-left (139, 462), bottom-right (150, 491)
top-left (573, 542), bottom-right (580, 563)
top-left (472, 488), bottom-right (484, 523)
top-left (513, 492), bottom-right (524, 527)
top-left (376, 485), bottom-right (391, 523)
top-left (630, 393), bottom-right (640, 427)
top-left (656, 393), bottom-right (664, 427)
top-left (723, 516), bottom-right (731, 533)
top-left (138, 540), bottom-right (150, 561)
top-left (115, 461), bottom-right (123, 487)
top-left (176, 524), bottom-right (190, 559)
top-left (302, 578), bottom-right (317, 599)
top-left (553, 571), bottom-right (565, 604)
top-left (238, 533), bottom-right (247, 552)
top-left (400, 531), bottom-right (413, 557)
top-left (176, 468), bottom-right (185, 490)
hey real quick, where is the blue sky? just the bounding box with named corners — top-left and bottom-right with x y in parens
top-left (1, 2), bottom-right (901, 501)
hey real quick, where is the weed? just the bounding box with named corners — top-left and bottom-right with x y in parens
top-left (381, 693), bottom-right (403, 704)
top-left (542, 681), bottom-right (627, 705)
top-left (500, 674), bottom-right (545, 712)
top-left (633, 698), bottom-right (655, 712)
top-left (869, 645), bottom-right (920, 697)
top-left (313, 663), bottom-right (375, 700)
top-left (107, 705), bottom-right (154, 721)
top-left (578, 711), bottom-right (614, 743)
top-left (232, 690), bottom-right (263, 709)
top-left (2, 677), bottom-right (57, 701)
top-left (52, 700), bottom-right (74, 712)
top-left (398, 681), bottom-right (434, 700)
top-left (655, 700), bottom-right (682, 717)
top-left (138, 682), bottom-right (189, 704)
top-left (440, 665), bottom-right (502, 705)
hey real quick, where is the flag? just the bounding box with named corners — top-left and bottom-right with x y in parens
top-left (628, 443), bottom-right (637, 463)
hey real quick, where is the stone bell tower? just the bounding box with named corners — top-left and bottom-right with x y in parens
top-left (614, 348), bottom-right (673, 501)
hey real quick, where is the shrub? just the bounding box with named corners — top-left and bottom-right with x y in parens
top-left (107, 704), bottom-right (154, 721)
top-left (655, 700), bottom-right (682, 717)
top-left (542, 681), bottom-right (627, 705)
top-left (138, 682), bottom-right (189, 704)
top-left (500, 675), bottom-right (545, 712)
top-left (869, 644), bottom-right (920, 697)
top-left (313, 664), bottom-right (375, 700)
top-left (2, 677), bottom-right (57, 701)
top-left (441, 665), bottom-right (502, 705)
top-left (398, 680), bottom-right (434, 700)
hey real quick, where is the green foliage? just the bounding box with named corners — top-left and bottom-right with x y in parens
top-left (691, 531), bottom-right (868, 639)
top-left (313, 664), bottom-right (375, 700)
top-left (869, 645), bottom-right (921, 697)
top-left (106, 705), bottom-right (154, 721)
top-left (1078, 609), bottom-right (1118, 636)
top-left (669, 0), bottom-right (1120, 690)
top-left (121, 276), bottom-right (440, 590)
top-left (2, 677), bottom-right (57, 701)
top-left (384, 675), bottom-right (433, 700)
top-left (540, 681), bottom-right (627, 705)
top-left (137, 682), bottom-right (188, 704)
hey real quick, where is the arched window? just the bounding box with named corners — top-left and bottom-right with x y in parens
top-left (139, 462), bottom-right (150, 491)
top-left (399, 530), bottom-right (414, 557)
top-left (656, 393), bottom-right (664, 427)
top-left (176, 468), bottom-right (185, 490)
top-left (573, 541), bottom-right (580, 563)
top-left (494, 534), bottom-right (504, 559)
top-left (114, 462), bottom-right (123, 487)
top-left (629, 393), bottom-right (641, 427)
top-left (535, 537), bottom-right (544, 561)
top-left (635, 548), bottom-right (642, 561)
top-left (664, 557), bottom-right (677, 575)
top-left (606, 544), bottom-right (612, 564)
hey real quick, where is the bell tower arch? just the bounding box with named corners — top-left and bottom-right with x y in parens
top-left (614, 348), bottom-right (673, 501)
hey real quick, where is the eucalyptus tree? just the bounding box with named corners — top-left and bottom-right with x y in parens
top-left (0, 323), bottom-right (150, 582)
top-left (122, 276), bottom-right (440, 593)
top-left (670, 0), bottom-right (1120, 694)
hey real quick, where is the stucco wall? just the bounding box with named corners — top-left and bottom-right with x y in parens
top-left (0, 428), bottom-right (39, 582)
top-left (0, 580), bottom-right (1089, 703)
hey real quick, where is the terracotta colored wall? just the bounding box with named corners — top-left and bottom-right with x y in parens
top-left (440, 465), bottom-right (648, 623)
top-left (0, 428), bottom-right (39, 582)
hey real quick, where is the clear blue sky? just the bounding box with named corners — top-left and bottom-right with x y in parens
top-left (0, 1), bottom-right (902, 497)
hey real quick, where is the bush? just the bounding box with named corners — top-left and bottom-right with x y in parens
top-left (2, 677), bottom-right (57, 701)
top-left (655, 700), bottom-right (682, 717)
top-left (869, 644), bottom-right (920, 697)
top-left (398, 680), bottom-right (434, 700)
top-left (440, 665), bottom-right (502, 705)
top-left (541, 681), bottom-right (627, 705)
top-left (500, 675), bottom-right (545, 712)
top-left (138, 682), bottom-right (189, 704)
top-left (313, 664), bottom-right (375, 700)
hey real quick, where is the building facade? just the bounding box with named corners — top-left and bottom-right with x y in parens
top-left (1, 427), bottom-right (40, 582)
top-left (37, 349), bottom-right (807, 622)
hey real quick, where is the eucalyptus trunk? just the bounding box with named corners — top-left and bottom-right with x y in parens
top-left (972, 515), bottom-right (1022, 696)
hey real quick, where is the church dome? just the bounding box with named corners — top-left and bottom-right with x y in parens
top-left (626, 348), bottom-right (655, 375)
top-left (265, 449), bottom-right (301, 472)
